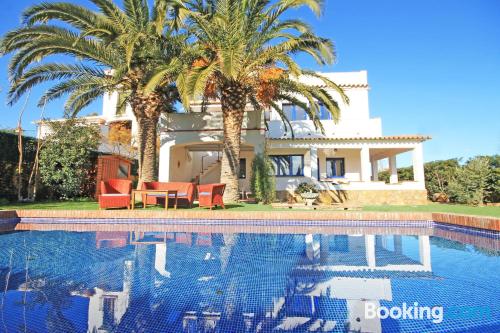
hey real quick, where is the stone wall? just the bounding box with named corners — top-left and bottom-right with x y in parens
top-left (277, 189), bottom-right (428, 205)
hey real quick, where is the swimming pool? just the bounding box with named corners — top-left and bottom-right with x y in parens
top-left (0, 223), bottom-right (498, 332)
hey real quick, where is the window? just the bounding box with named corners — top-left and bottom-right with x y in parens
top-left (270, 155), bottom-right (304, 176)
top-left (282, 103), bottom-right (308, 121)
top-left (326, 158), bottom-right (345, 178)
top-left (239, 158), bottom-right (246, 179)
top-left (282, 103), bottom-right (334, 120)
top-left (318, 103), bottom-right (333, 120)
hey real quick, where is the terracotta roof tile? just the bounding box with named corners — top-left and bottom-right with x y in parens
top-left (333, 83), bottom-right (369, 88)
top-left (269, 135), bottom-right (431, 142)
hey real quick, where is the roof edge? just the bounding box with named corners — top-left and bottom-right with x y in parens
top-left (268, 135), bottom-right (432, 142)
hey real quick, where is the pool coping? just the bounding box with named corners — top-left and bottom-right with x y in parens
top-left (0, 209), bottom-right (498, 232)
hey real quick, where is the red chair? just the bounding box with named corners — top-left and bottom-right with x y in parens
top-left (95, 232), bottom-right (129, 249)
top-left (197, 184), bottom-right (226, 210)
top-left (98, 179), bottom-right (132, 209)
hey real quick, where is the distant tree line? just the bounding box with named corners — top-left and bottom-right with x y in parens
top-left (378, 155), bottom-right (500, 205)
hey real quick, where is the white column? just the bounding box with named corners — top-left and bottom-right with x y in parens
top-left (371, 159), bottom-right (379, 181)
top-left (360, 146), bottom-right (371, 182)
top-left (389, 155), bottom-right (398, 184)
top-left (159, 141), bottom-right (174, 181)
top-left (305, 234), bottom-right (319, 261)
top-left (123, 260), bottom-right (133, 293)
top-left (418, 235), bottom-right (432, 271)
top-left (365, 235), bottom-right (376, 268)
top-left (102, 91), bottom-right (118, 119)
top-left (310, 147), bottom-right (318, 180)
top-left (154, 243), bottom-right (171, 278)
top-left (130, 115), bottom-right (139, 139)
top-left (412, 143), bottom-right (425, 183)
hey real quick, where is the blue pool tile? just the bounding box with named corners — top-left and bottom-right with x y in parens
top-left (0, 227), bottom-right (498, 332)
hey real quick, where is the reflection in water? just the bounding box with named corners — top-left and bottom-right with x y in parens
top-left (87, 260), bottom-right (132, 332)
top-left (0, 228), bottom-right (498, 332)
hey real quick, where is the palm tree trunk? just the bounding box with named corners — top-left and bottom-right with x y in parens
top-left (131, 94), bottom-right (161, 186)
top-left (137, 116), bottom-right (158, 184)
top-left (220, 84), bottom-right (247, 203)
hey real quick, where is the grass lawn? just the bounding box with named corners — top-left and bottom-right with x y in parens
top-left (0, 199), bottom-right (499, 217)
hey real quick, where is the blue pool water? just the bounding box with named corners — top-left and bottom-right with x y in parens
top-left (0, 224), bottom-right (498, 333)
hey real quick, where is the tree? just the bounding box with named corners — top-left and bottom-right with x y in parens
top-left (484, 155), bottom-right (500, 203)
top-left (250, 153), bottom-right (275, 204)
top-left (424, 159), bottom-right (460, 200)
top-left (377, 156), bottom-right (499, 205)
top-left (1, 0), bottom-right (189, 184)
top-left (447, 156), bottom-right (493, 205)
top-left (106, 121), bottom-right (137, 159)
top-left (39, 119), bottom-right (100, 199)
top-left (176, 0), bottom-right (347, 202)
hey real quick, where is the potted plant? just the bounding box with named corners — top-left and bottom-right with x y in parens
top-left (295, 182), bottom-right (320, 206)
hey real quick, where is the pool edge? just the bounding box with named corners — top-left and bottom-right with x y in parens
top-left (0, 209), bottom-right (498, 232)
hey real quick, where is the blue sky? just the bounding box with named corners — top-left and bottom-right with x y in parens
top-left (0, 0), bottom-right (499, 166)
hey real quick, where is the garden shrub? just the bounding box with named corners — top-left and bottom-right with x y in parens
top-left (423, 159), bottom-right (460, 201)
top-left (295, 182), bottom-right (318, 194)
top-left (447, 156), bottom-right (497, 205)
top-left (250, 153), bottom-right (275, 204)
top-left (39, 119), bottom-right (100, 199)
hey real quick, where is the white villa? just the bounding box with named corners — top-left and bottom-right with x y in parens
top-left (38, 70), bottom-right (430, 205)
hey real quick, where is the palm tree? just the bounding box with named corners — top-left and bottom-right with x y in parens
top-left (1, 0), bottom-right (189, 183)
top-left (176, 0), bottom-right (348, 202)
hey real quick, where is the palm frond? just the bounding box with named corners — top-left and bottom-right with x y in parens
top-left (22, 2), bottom-right (117, 37)
top-left (64, 87), bottom-right (107, 116)
top-left (8, 63), bottom-right (106, 104)
top-left (143, 59), bottom-right (183, 93)
top-left (89, 0), bottom-right (129, 32)
top-left (301, 70), bottom-right (349, 104)
top-left (8, 34), bottom-right (118, 80)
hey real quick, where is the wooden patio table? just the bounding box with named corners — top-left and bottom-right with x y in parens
top-left (131, 189), bottom-right (178, 210)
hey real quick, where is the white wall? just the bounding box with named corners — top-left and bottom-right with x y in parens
top-left (102, 91), bottom-right (136, 125)
top-left (267, 71), bottom-right (382, 139)
top-left (267, 117), bottom-right (382, 139)
top-left (168, 146), bottom-right (194, 182)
